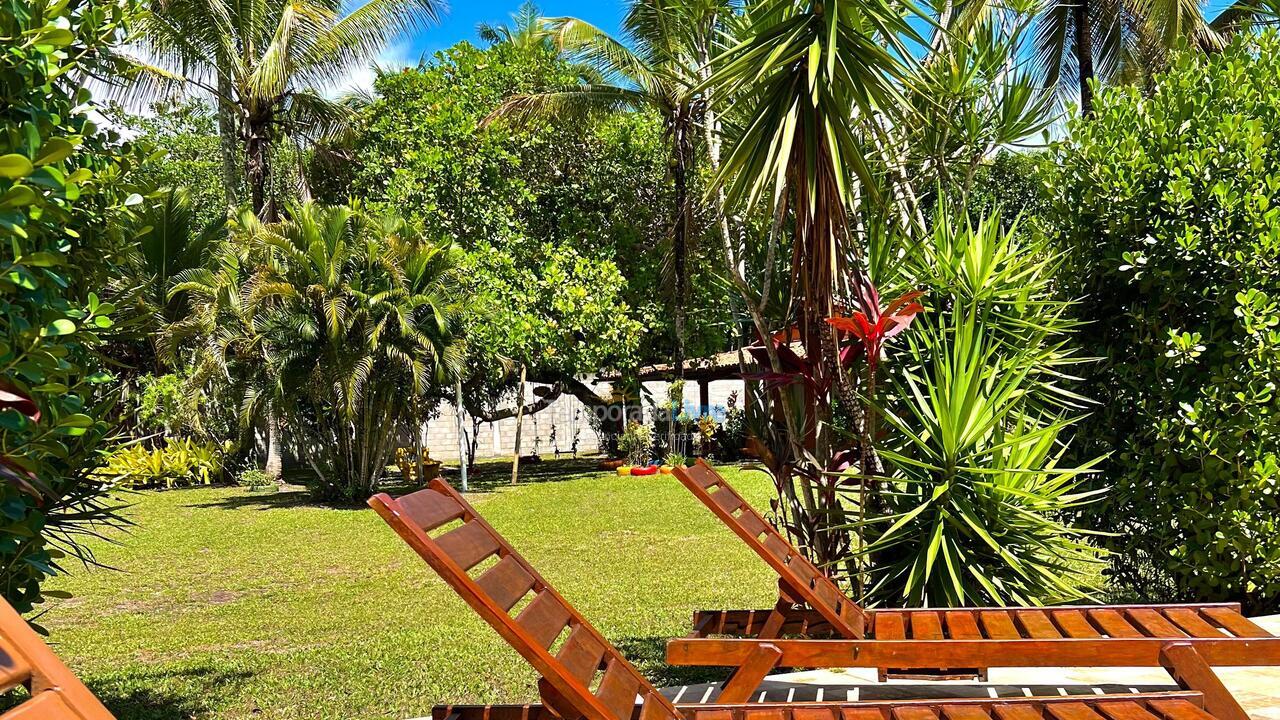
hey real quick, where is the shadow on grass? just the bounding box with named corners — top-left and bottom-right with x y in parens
top-left (613, 636), bottom-right (730, 689)
top-left (97, 667), bottom-right (254, 720)
top-left (186, 488), bottom-right (366, 512)
top-left (452, 456), bottom-right (608, 493)
top-left (0, 666), bottom-right (255, 720)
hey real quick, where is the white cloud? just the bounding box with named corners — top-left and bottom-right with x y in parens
top-left (327, 40), bottom-right (417, 99)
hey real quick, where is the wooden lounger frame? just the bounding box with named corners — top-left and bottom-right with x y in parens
top-left (0, 598), bottom-right (115, 719)
top-left (668, 460), bottom-right (1280, 689)
top-left (370, 479), bottom-right (1252, 720)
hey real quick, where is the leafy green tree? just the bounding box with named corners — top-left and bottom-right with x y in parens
top-left (490, 0), bottom-right (734, 380)
top-left (125, 0), bottom-right (443, 218)
top-left (107, 99), bottom-right (230, 231)
top-left (1, 0), bottom-right (138, 612)
top-left (340, 41), bottom-right (663, 418)
top-left (1049, 32), bottom-right (1280, 610)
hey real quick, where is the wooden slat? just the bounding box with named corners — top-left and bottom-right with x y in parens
top-left (1162, 609), bottom-right (1224, 639)
top-left (435, 521), bottom-right (501, 571)
top-left (1126, 609), bottom-right (1188, 638)
top-left (476, 556), bottom-right (536, 612)
top-left (684, 464), bottom-right (720, 489)
top-left (1094, 701), bottom-right (1162, 720)
top-left (910, 612), bottom-right (944, 640)
top-left (944, 611), bottom-right (983, 640)
top-left (1, 689), bottom-right (80, 720)
top-left (516, 591), bottom-right (572, 649)
top-left (641, 695), bottom-right (675, 720)
top-left (397, 489), bottom-right (466, 532)
top-left (874, 612), bottom-right (907, 640)
top-left (1015, 610), bottom-right (1062, 639)
top-left (1088, 609), bottom-right (1144, 638)
top-left (841, 709), bottom-right (888, 720)
top-left (941, 706), bottom-right (995, 720)
top-left (709, 488), bottom-right (743, 515)
top-left (594, 660), bottom-right (641, 720)
top-left (0, 643), bottom-right (33, 693)
top-left (1045, 703), bottom-right (1106, 720)
top-left (557, 626), bottom-right (606, 684)
top-left (1147, 700), bottom-right (1216, 720)
top-left (1200, 608), bottom-right (1270, 638)
top-left (892, 708), bottom-right (939, 720)
top-left (741, 708), bottom-right (789, 720)
top-left (978, 611), bottom-right (1021, 639)
top-left (1052, 610), bottom-right (1102, 638)
top-left (992, 707), bottom-right (1044, 720)
top-left (762, 534), bottom-right (793, 564)
top-left (793, 708), bottom-right (840, 720)
top-left (737, 513), bottom-right (768, 539)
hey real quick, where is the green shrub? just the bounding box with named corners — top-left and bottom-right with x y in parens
top-left (97, 438), bottom-right (222, 489)
top-left (236, 468), bottom-right (271, 489)
top-left (1, 0), bottom-right (139, 612)
top-left (618, 421), bottom-right (653, 467)
top-left (852, 211), bottom-right (1103, 607)
top-left (1048, 32), bottom-right (1280, 610)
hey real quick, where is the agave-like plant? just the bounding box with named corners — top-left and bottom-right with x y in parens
top-left (840, 210), bottom-right (1105, 606)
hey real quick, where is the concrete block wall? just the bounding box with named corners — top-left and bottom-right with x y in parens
top-left (418, 377), bottom-right (746, 461)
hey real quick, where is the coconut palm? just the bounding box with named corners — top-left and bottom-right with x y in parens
top-left (1031, 0), bottom-right (1269, 115)
top-left (478, 1), bottom-right (551, 51)
top-left (124, 0), bottom-right (443, 219)
top-left (487, 0), bottom-right (734, 381)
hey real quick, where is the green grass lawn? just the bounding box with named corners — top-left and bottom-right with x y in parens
top-left (37, 460), bottom-right (779, 720)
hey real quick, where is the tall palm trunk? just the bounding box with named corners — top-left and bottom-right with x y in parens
top-left (245, 108), bottom-right (276, 221)
top-left (265, 409), bottom-right (283, 480)
top-left (1075, 0), bottom-right (1096, 116)
top-left (217, 75), bottom-right (240, 218)
top-left (670, 117), bottom-right (694, 383)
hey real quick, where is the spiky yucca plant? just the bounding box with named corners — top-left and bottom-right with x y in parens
top-left (846, 211), bottom-right (1105, 607)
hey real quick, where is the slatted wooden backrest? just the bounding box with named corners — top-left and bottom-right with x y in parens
top-left (673, 460), bottom-right (868, 639)
top-left (0, 598), bottom-right (116, 719)
top-left (370, 478), bottom-right (681, 720)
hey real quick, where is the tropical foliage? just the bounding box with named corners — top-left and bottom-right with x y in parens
top-left (123, 0), bottom-right (443, 218)
top-left (1050, 31), bottom-right (1280, 611)
top-left (97, 438), bottom-right (222, 489)
top-left (1, 0), bottom-right (137, 611)
top-left (850, 211), bottom-right (1103, 606)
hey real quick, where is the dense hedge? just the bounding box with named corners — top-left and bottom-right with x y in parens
top-left (1050, 33), bottom-right (1280, 611)
top-left (1, 0), bottom-right (137, 612)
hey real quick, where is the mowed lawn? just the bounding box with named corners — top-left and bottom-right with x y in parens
top-left (38, 461), bottom-right (779, 720)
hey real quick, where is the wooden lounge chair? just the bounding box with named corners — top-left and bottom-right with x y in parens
top-left (369, 478), bottom-right (1253, 720)
top-left (0, 597), bottom-right (115, 719)
top-left (667, 460), bottom-right (1280, 691)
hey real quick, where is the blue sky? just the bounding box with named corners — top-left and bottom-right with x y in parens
top-left (337, 1), bottom-right (627, 92)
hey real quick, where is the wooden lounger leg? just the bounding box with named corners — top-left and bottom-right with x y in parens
top-left (715, 643), bottom-right (783, 704)
top-left (757, 598), bottom-right (794, 640)
top-left (1160, 642), bottom-right (1250, 720)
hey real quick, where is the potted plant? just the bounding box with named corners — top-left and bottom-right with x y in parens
top-left (616, 420), bottom-right (653, 476)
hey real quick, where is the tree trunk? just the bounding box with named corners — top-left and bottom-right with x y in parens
top-left (264, 410), bottom-right (283, 481)
top-left (1075, 0), bottom-right (1096, 117)
top-left (245, 111), bottom-right (276, 221)
top-left (217, 75), bottom-right (239, 218)
top-left (670, 117), bottom-right (693, 383)
top-left (455, 379), bottom-right (469, 492)
top-left (510, 363), bottom-right (527, 484)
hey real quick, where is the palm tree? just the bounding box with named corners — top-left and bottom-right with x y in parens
top-left (488, 0), bottom-right (733, 381)
top-left (242, 203), bottom-right (465, 499)
top-left (125, 0), bottom-right (443, 219)
top-left (1031, 0), bottom-right (1263, 115)
top-left (478, 1), bottom-right (552, 51)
